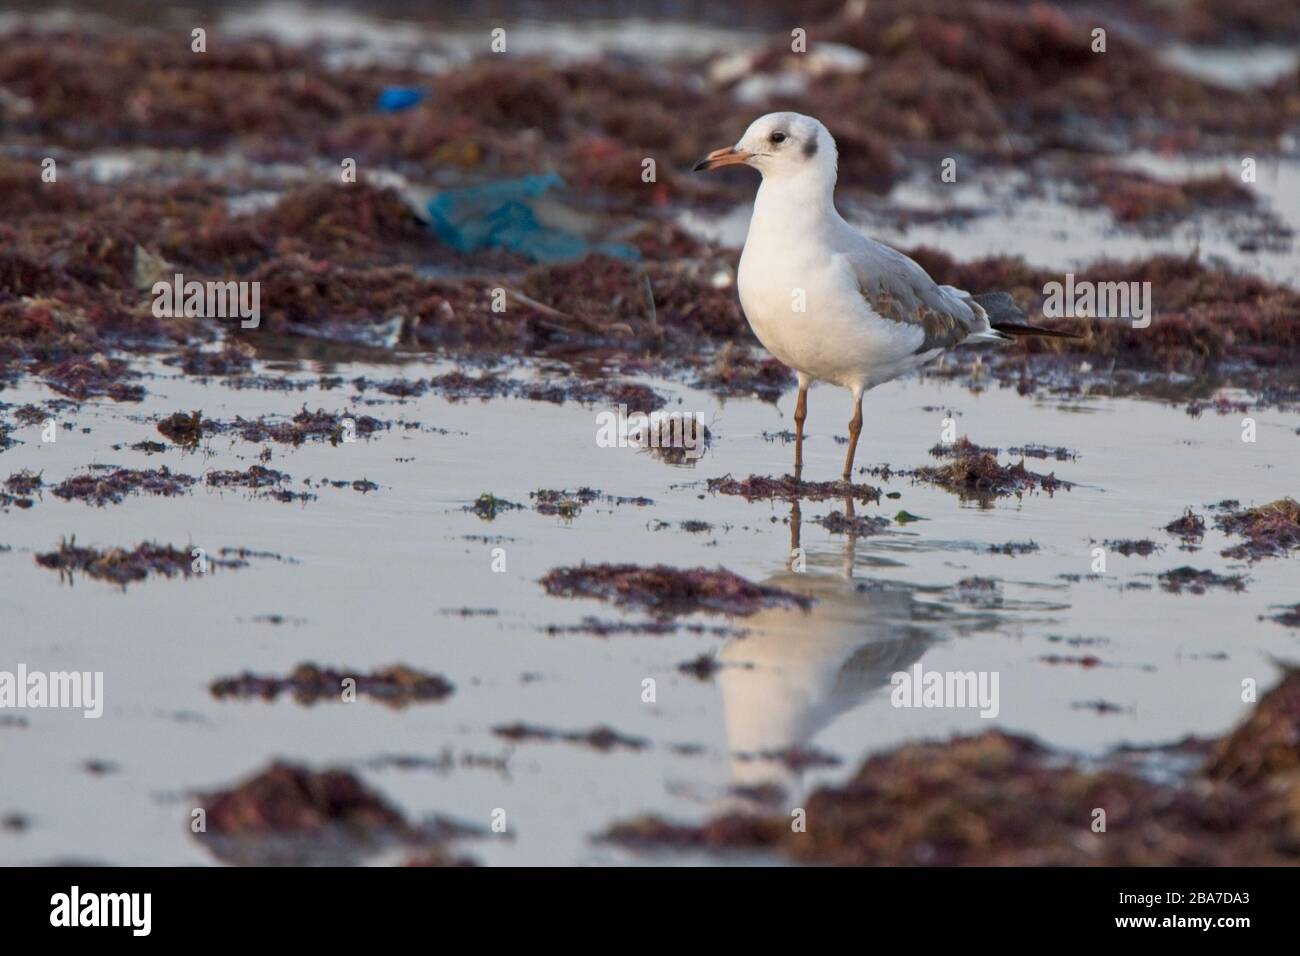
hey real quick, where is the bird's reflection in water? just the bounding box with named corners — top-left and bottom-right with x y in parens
top-left (715, 497), bottom-right (932, 807)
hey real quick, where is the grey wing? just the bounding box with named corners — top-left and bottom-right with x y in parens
top-left (849, 239), bottom-right (993, 353)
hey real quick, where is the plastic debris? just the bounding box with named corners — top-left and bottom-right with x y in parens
top-left (376, 87), bottom-right (425, 112)
top-left (425, 173), bottom-right (639, 263)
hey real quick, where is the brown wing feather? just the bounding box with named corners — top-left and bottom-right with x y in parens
top-left (861, 284), bottom-right (968, 354)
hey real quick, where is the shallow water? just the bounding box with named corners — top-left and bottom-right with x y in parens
top-left (2, 0), bottom-right (1298, 867)
top-left (1160, 44), bottom-right (1300, 90)
top-left (2, 351), bottom-right (1296, 865)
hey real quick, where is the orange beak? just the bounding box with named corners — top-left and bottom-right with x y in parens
top-left (693, 146), bottom-right (751, 172)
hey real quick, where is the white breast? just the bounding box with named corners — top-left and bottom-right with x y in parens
top-left (737, 220), bottom-right (926, 390)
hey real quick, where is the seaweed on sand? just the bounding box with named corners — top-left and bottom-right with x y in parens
top-left (1165, 508), bottom-right (1207, 542)
top-left (1084, 166), bottom-right (1256, 224)
top-left (206, 465), bottom-right (290, 490)
top-left (491, 723), bottom-right (647, 752)
top-left (157, 410), bottom-right (211, 446)
top-left (693, 342), bottom-right (794, 402)
top-left (601, 670), bottom-right (1300, 865)
top-left (468, 492), bottom-right (524, 520)
top-left (530, 487), bottom-right (651, 517)
top-left (540, 564), bottom-right (811, 618)
top-left (1205, 669), bottom-right (1300, 785)
top-left (707, 474), bottom-right (882, 503)
top-left (4, 469), bottom-right (41, 494)
top-left (192, 759), bottom-right (489, 865)
top-left (51, 467), bottom-right (197, 506)
top-left (193, 763), bottom-right (418, 866)
top-left (531, 488), bottom-right (599, 518)
top-left (1157, 566), bottom-right (1248, 594)
top-left (43, 356), bottom-right (145, 402)
top-left (1215, 498), bottom-right (1300, 561)
top-left (34, 538), bottom-right (239, 585)
top-left (817, 510), bottom-right (891, 535)
top-left (1, 469), bottom-right (42, 510)
top-left (1263, 604), bottom-right (1300, 628)
top-left (1103, 539), bottom-right (1160, 557)
top-left (912, 438), bottom-right (1071, 501)
top-left (210, 664), bottom-right (454, 707)
top-left (158, 409), bottom-right (385, 447)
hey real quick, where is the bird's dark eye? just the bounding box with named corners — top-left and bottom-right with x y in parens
top-left (770, 132), bottom-right (787, 144)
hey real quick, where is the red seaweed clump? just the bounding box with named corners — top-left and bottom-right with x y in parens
top-left (678, 654), bottom-right (723, 680)
top-left (194, 762), bottom-right (413, 865)
top-left (1265, 604), bottom-right (1300, 628)
top-left (0, 33), bottom-right (381, 150)
top-left (403, 848), bottom-right (479, 868)
top-left (1215, 498), bottom-right (1300, 560)
top-left (1104, 538), bottom-right (1160, 557)
top-left (157, 410), bottom-right (214, 446)
top-left (192, 760), bottom-right (484, 865)
top-left (200, 767), bottom-right (394, 836)
top-left (802, 1), bottom-right (1300, 156)
top-left (210, 663), bottom-right (454, 707)
top-left (162, 409), bottom-right (387, 449)
top-left (817, 510), bottom-right (892, 535)
top-left (519, 254), bottom-right (748, 353)
top-left (51, 466), bottom-right (197, 506)
top-left (928, 437), bottom-right (1001, 458)
top-left (1165, 508), bottom-right (1207, 542)
top-left (205, 465), bottom-right (317, 503)
top-left (540, 563), bottom-right (811, 617)
top-left (694, 343), bottom-right (795, 402)
top-left (1157, 566), bottom-right (1248, 594)
top-left (1118, 0), bottom-right (1300, 45)
top-left (602, 670), bottom-right (1300, 865)
top-left (242, 183), bottom-right (433, 262)
top-left (206, 465), bottom-right (291, 490)
top-left (34, 538), bottom-right (237, 585)
top-left (491, 722), bottom-right (647, 752)
top-left (4, 469), bottom-right (41, 494)
top-left (170, 344), bottom-right (255, 377)
top-left (707, 474), bottom-right (882, 503)
top-left (421, 371), bottom-right (667, 414)
top-left (1205, 670), bottom-right (1300, 786)
top-left (912, 438), bottom-right (1071, 501)
top-left (530, 487), bottom-right (653, 518)
top-left (43, 356), bottom-right (145, 402)
top-left (1, 469), bottom-right (42, 510)
top-left (467, 492), bottom-right (524, 520)
top-left (1085, 166), bottom-right (1255, 223)
top-left (234, 408), bottom-right (386, 446)
top-left (247, 255), bottom-right (462, 343)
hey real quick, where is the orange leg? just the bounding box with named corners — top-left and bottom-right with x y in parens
top-left (841, 389), bottom-right (864, 483)
top-left (793, 382), bottom-right (808, 480)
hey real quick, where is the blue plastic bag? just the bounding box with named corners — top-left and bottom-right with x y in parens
top-left (376, 87), bottom-right (425, 112)
top-left (425, 174), bottom-right (640, 263)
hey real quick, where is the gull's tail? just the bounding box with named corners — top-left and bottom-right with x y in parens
top-left (970, 291), bottom-right (1083, 340)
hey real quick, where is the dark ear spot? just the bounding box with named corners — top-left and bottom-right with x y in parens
top-left (803, 136), bottom-right (818, 159)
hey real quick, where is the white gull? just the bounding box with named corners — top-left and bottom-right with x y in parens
top-left (694, 111), bottom-right (1075, 481)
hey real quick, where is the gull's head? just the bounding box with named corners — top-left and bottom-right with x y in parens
top-left (693, 112), bottom-right (836, 183)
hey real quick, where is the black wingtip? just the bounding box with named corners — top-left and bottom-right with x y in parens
top-left (990, 322), bottom-right (1085, 339)
top-left (970, 291), bottom-right (1024, 323)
